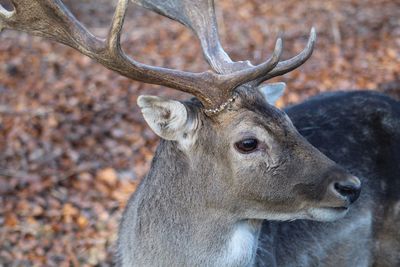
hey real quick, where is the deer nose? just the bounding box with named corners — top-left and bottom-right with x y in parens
top-left (332, 176), bottom-right (361, 204)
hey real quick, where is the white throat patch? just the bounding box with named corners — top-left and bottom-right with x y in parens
top-left (221, 221), bottom-right (259, 267)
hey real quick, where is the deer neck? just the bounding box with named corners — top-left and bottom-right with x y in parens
top-left (118, 141), bottom-right (263, 266)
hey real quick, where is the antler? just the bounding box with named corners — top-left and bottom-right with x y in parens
top-left (133, 0), bottom-right (316, 81)
top-left (0, 0), bottom-right (314, 113)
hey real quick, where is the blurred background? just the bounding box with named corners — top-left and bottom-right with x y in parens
top-left (0, 0), bottom-right (399, 266)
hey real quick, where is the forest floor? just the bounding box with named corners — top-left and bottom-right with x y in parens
top-left (0, 0), bottom-right (399, 266)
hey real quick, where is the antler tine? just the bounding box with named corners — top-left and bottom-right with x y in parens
top-left (107, 0), bottom-right (128, 53)
top-left (223, 38), bottom-right (283, 89)
top-left (255, 28), bottom-right (317, 84)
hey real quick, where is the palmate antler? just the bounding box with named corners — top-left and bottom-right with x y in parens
top-left (0, 0), bottom-right (315, 113)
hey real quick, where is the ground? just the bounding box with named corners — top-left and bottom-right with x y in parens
top-left (0, 0), bottom-right (399, 266)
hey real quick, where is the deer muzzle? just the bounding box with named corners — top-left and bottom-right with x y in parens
top-left (323, 169), bottom-right (362, 208)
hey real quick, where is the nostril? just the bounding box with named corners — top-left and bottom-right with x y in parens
top-left (334, 181), bottom-right (361, 204)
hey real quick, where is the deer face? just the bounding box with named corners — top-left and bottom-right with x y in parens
top-left (138, 85), bottom-right (361, 223)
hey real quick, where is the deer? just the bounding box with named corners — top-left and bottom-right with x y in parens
top-left (1, 0), bottom-right (399, 266)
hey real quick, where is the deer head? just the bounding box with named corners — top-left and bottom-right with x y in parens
top-left (0, 0), bottom-right (361, 225)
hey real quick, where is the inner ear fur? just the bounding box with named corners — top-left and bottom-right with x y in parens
top-left (137, 95), bottom-right (197, 142)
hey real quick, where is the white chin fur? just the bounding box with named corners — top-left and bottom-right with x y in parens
top-left (249, 208), bottom-right (348, 222)
top-left (307, 207), bottom-right (349, 222)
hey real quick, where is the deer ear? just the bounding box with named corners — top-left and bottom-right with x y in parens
top-left (258, 82), bottom-right (286, 106)
top-left (137, 95), bottom-right (197, 143)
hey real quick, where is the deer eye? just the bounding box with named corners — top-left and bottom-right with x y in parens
top-left (235, 138), bottom-right (259, 154)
